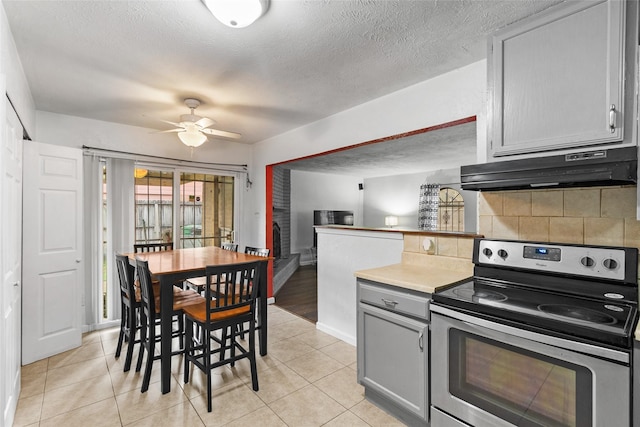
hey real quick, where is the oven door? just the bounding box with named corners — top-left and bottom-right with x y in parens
top-left (431, 305), bottom-right (631, 427)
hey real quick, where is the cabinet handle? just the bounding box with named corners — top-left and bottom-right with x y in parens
top-left (381, 298), bottom-right (398, 308)
top-left (609, 104), bottom-right (616, 133)
top-left (418, 331), bottom-right (424, 352)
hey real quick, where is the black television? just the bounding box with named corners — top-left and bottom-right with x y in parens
top-left (313, 210), bottom-right (354, 246)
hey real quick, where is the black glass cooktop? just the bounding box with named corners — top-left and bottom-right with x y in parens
top-left (433, 279), bottom-right (638, 349)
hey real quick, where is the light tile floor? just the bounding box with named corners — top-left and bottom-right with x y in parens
top-left (13, 305), bottom-right (406, 426)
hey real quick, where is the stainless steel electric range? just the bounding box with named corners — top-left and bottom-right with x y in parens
top-left (430, 238), bottom-right (639, 427)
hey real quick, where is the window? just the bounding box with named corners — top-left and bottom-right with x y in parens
top-left (134, 169), bottom-right (174, 244)
top-left (180, 173), bottom-right (234, 248)
top-left (438, 187), bottom-right (464, 232)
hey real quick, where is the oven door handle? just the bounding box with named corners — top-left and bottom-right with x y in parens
top-left (430, 304), bottom-right (630, 364)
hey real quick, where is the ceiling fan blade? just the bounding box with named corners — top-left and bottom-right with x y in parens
top-left (201, 128), bottom-right (242, 139)
top-left (151, 128), bottom-right (183, 134)
top-left (154, 118), bottom-right (183, 127)
top-left (195, 117), bottom-right (215, 129)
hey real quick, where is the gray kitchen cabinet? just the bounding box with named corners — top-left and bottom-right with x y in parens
top-left (488, 0), bottom-right (638, 158)
top-left (357, 279), bottom-right (429, 425)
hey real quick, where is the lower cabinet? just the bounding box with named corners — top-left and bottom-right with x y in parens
top-left (356, 279), bottom-right (430, 425)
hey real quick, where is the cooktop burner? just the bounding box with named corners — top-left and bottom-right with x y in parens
top-left (537, 304), bottom-right (617, 325)
top-left (452, 287), bottom-right (507, 302)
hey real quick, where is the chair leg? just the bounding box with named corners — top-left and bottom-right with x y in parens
top-left (178, 314), bottom-right (184, 350)
top-left (115, 303), bottom-right (126, 358)
top-left (135, 312), bottom-right (146, 373)
top-left (205, 326), bottom-right (212, 413)
top-left (141, 319), bottom-right (154, 393)
top-left (249, 321), bottom-right (259, 392)
top-left (220, 327), bottom-right (228, 361)
top-left (123, 306), bottom-right (137, 372)
top-left (230, 324), bottom-right (236, 367)
top-left (184, 318), bottom-right (192, 384)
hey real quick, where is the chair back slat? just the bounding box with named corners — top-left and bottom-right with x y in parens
top-left (115, 254), bottom-right (135, 301)
top-left (134, 242), bottom-right (173, 253)
top-left (204, 261), bottom-right (261, 323)
top-left (136, 259), bottom-right (156, 318)
top-left (244, 246), bottom-right (270, 257)
top-left (221, 243), bottom-right (238, 252)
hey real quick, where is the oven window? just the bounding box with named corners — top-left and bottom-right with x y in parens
top-left (449, 330), bottom-right (592, 427)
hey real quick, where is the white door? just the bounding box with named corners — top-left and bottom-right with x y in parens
top-left (1, 91), bottom-right (23, 426)
top-left (22, 141), bottom-right (83, 364)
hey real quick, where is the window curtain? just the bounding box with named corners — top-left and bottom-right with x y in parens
top-left (418, 183), bottom-right (440, 230)
top-left (83, 154), bottom-right (104, 329)
top-left (105, 158), bottom-right (135, 321)
top-left (83, 156), bottom-right (135, 326)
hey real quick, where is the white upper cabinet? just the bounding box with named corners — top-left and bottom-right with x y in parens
top-left (488, 0), bottom-right (638, 158)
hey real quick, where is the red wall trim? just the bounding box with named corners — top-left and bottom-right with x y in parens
top-left (265, 165), bottom-right (274, 298)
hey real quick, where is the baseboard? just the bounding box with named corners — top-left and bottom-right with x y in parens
top-left (316, 322), bottom-right (356, 346)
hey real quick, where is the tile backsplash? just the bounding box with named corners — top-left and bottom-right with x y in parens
top-left (478, 186), bottom-right (639, 250)
top-left (401, 186), bottom-right (639, 272)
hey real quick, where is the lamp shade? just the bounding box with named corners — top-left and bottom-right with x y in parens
top-left (134, 168), bottom-right (148, 179)
top-left (385, 215), bottom-right (398, 227)
top-left (178, 130), bottom-right (207, 147)
top-left (203, 0), bottom-right (269, 28)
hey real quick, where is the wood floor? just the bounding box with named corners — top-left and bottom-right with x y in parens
top-left (274, 265), bottom-right (318, 323)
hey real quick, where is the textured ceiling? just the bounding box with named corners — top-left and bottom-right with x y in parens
top-left (281, 120), bottom-right (477, 178)
top-left (3, 0), bottom-right (563, 174)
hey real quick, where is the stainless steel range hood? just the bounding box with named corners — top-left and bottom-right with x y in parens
top-left (461, 147), bottom-right (637, 191)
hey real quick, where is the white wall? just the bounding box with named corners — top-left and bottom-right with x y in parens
top-left (290, 169), bottom-right (363, 253)
top-left (1, 5), bottom-right (35, 136)
top-left (251, 60), bottom-right (487, 246)
top-left (362, 167), bottom-right (477, 231)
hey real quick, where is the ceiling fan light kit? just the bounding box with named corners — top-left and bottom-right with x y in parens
top-left (203, 0), bottom-right (269, 28)
top-left (178, 129), bottom-right (208, 147)
top-left (160, 98), bottom-right (241, 148)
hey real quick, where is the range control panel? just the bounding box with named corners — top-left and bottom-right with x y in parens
top-left (477, 239), bottom-right (630, 282)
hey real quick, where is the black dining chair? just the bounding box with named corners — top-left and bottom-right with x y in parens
top-left (135, 258), bottom-right (205, 392)
top-left (183, 261), bottom-right (262, 412)
top-left (134, 242), bottom-right (173, 253)
top-left (114, 254), bottom-right (142, 372)
top-left (221, 242), bottom-right (238, 252)
top-left (244, 246), bottom-right (270, 257)
top-left (185, 243), bottom-right (238, 293)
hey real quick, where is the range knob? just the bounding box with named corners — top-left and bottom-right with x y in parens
top-left (580, 256), bottom-right (595, 267)
top-left (497, 249), bottom-right (508, 259)
top-left (482, 248), bottom-right (493, 258)
top-left (603, 258), bottom-right (618, 270)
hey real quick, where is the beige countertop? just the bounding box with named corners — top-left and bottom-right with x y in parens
top-left (354, 255), bottom-right (474, 294)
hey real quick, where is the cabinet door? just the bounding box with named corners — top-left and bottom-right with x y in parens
top-left (489, 0), bottom-right (626, 157)
top-left (357, 303), bottom-right (428, 422)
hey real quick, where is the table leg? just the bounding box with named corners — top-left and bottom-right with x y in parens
top-left (159, 277), bottom-right (173, 394)
top-left (259, 261), bottom-right (268, 356)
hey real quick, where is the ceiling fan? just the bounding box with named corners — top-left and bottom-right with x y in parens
top-left (157, 98), bottom-right (241, 147)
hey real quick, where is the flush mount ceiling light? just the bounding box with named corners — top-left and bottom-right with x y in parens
top-left (203, 0), bottom-right (269, 28)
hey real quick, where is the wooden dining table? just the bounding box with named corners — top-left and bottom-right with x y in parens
top-left (126, 246), bottom-right (270, 394)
